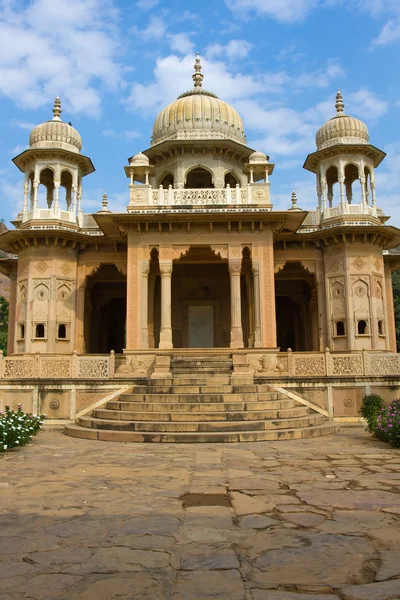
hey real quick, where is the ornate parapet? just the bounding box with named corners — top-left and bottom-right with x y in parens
top-left (1, 350), bottom-right (400, 381)
top-left (127, 185), bottom-right (273, 210)
top-left (285, 349), bottom-right (400, 378)
top-left (0, 351), bottom-right (117, 380)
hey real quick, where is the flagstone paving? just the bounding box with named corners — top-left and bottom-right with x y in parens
top-left (1, 428), bottom-right (400, 600)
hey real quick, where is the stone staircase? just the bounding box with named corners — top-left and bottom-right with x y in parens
top-left (64, 354), bottom-right (339, 443)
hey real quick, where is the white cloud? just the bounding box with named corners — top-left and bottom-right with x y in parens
top-left (0, 0), bottom-right (122, 117)
top-left (126, 54), bottom-right (266, 113)
top-left (224, 0), bottom-right (319, 23)
top-left (169, 33), bottom-right (195, 55)
top-left (139, 16), bottom-right (167, 41)
top-left (295, 60), bottom-right (345, 89)
top-left (136, 0), bottom-right (160, 10)
top-left (275, 43), bottom-right (305, 64)
top-left (373, 20), bottom-right (400, 46)
top-left (348, 89), bottom-right (388, 120)
top-left (178, 10), bottom-right (200, 22)
top-left (206, 40), bottom-right (253, 60)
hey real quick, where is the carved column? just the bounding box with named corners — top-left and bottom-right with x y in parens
top-left (126, 237), bottom-right (140, 349)
top-left (252, 261), bottom-right (262, 347)
top-left (159, 262), bottom-right (173, 349)
top-left (338, 163), bottom-right (346, 210)
top-left (148, 274), bottom-right (156, 348)
top-left (229, 261), bottom-right (244, 348)
top-left (75, 266), bottom-right (86, 353)
top-left (141, 262), bottom-right (150, 348)
top-left (7, 267), bottom-right (17, 355)
top-left (384, 264), bottom-right (397, 352)
top-left (260, 231), bottom-right (277, 348)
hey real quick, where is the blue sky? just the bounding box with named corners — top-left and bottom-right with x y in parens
top-left (0, 0), bottom-right (400, 225)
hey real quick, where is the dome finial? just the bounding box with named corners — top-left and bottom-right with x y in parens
top-left (52, 97), bottom-right (62, 121)
top-left (335, 89), bottom-right (344, 114)
top-left (192, 52), bottom-right (203, 89)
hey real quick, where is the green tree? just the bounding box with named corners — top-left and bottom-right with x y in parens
top-left (392, 270), bottom-right (400, 351)
top-left (0, 296), bottom-right (8, 355)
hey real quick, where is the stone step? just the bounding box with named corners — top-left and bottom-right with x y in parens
top-left (135, 384), bottom-right (272, 394)
top-left (119, 391), bottom-right (281, 403)
top-left (77, 413), bottom-right (325, 433)
top-left (168, 376), bottom-right (232, 385)
top-left (108, 400), bottom-right (297, 412)
top-left (93, 406), bottom-right (309, 422)
top-left (171, 365), bottom-right (233, 376)
top-left (64, 421), bottom-right (340, 443)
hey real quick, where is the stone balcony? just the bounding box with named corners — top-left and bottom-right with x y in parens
top-left (127, 183), bottom-right (272, 210)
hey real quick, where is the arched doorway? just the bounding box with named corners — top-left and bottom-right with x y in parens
top-left (185, 167), bottom-right (214, 189)
top-left (84, 264), bottom-right (127, 353)
top-left (170, 246), bottom-right (230, 347)
top-left (275, 262), bottom-right (318, 351)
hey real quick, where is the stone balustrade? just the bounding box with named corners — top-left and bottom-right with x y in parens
top-left (0, 352), bottom-right (114, 380)
top-left (1, 349), bottom-right (399, 380)
top-left (323, 203), bottom-right (377, 220)
top-left (128, 183), bottom-right (272, 209)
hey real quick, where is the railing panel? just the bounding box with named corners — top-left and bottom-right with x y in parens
top-left (77, 356), bottom-right (109, 379)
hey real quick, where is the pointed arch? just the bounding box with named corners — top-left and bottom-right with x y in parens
top-left (184, 164), bottom-right (214, 188)
top-left (224, 170), bottom-right (241, 187)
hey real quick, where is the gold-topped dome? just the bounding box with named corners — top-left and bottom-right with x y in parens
top-left (29, 98), bottom-right (82, 153)
top-left (315, 90), bottom-right (369, 151)
top-left (151, 54), bottom-right (246, 146)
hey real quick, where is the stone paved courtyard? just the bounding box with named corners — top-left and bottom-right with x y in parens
top-left (1, 428), bottom-right (400, 600)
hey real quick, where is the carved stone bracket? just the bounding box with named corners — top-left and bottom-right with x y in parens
top-left (172, 245), bottom-right (191, 260)
top-left (274, 261), bottom-right (286, 274)
top-left (84, 262), bottom-right (102, 279)
top-left (211, 245), bottom-right (228, 260)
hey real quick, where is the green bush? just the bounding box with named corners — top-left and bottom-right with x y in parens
top-left (376, 400), bottom-right (400, 448)
top-left (0, 404), bottom-right (45, 452)
top-left (360, 394), bottom-right (385, 433)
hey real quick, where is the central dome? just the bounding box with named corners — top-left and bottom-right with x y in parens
top-left (151, 54), bottom-right (246, 146)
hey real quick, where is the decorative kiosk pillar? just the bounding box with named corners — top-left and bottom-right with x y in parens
top-left (229, 261), bottom-right (244, 348)
top-left (159, 262), bottom-right (173, 349)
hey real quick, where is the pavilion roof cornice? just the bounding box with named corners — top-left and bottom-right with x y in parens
top-left (303, 143), bottom-right (386, 173)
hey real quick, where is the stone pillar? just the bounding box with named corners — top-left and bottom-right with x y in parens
top-left (384, 264), bottom-right (397, 352)
top-left (260, 231), bottom-right (277, 348)
top-left (141, 262), bottom-right (150, 348)
top-left (53, 181), bottom-right (60, 213)
top-left (252, 261), bottom-right (262, 347)
top-left (23, 173), bottom-right (29, 215)
top-left (7, 267), bottom-right (17, 355)
top-left (75, 266), bottom-right (86, 353)
top-left (229, 261), bottom-right (244, 348)
top-left (339, 175), bottom-right (346, 210)
top-left (159, 262), bottom-right (173, 349)
top-left (316, 259), bottom-right (327, 351)
top-left (148, 274), bottom-right (156, 348)
top-left (126, 237), bottom-right (140, 349)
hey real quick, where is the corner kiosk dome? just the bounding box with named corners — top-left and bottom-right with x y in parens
top-left (151, 53), bottom-right (246, 146)
top-left (130, 152), bottom-right (150, 167)
top-left (249, 151), bottom-right (268, 163)
top-left (29, 97), bottom-right (82, 154)
top-left (315, 90), bottom-right (369, 151)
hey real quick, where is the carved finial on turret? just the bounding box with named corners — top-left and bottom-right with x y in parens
top-left (289, 190), bottom-right (301, 211)
top-left (335, 89), bottom-right (344, 114)
top-left (52, 97), bottom-right (62, 121)
top-left (98, 192), bottom-right (111, 213)
top-left (192, 52), bottom-right (203, 89)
